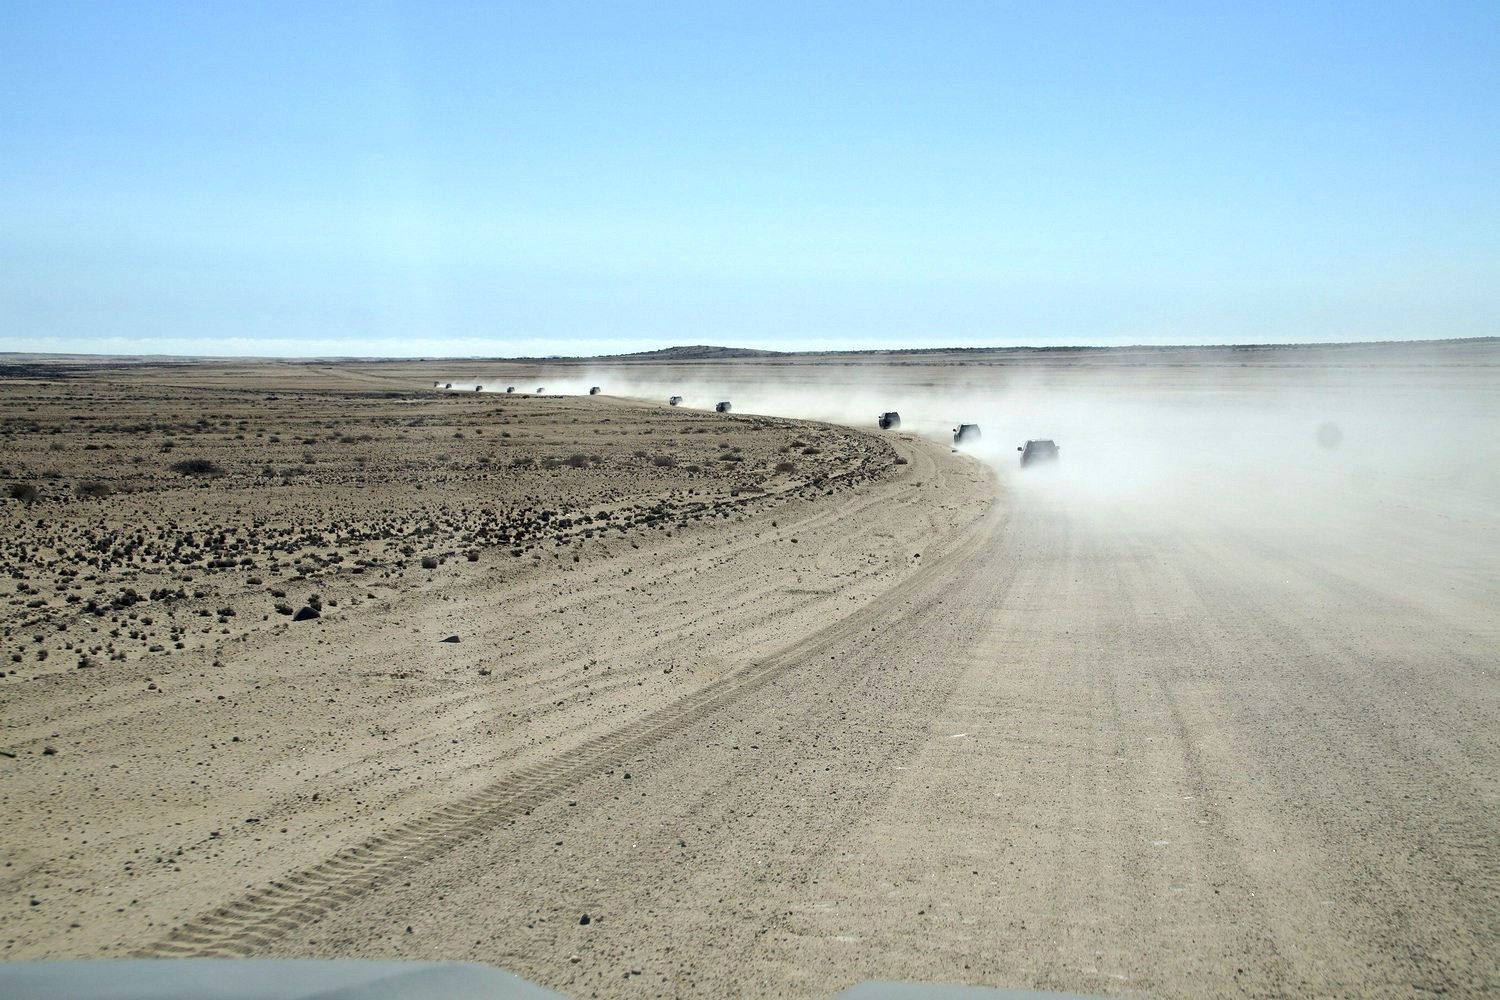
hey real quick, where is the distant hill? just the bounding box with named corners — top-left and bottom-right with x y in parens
top-left (601, 345), bottom-right (788, 361)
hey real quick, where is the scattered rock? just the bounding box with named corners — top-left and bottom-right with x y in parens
top-left (42, 746), bottom-right (57, 756)
top-left (439, 635), bottom-right (460, 643)
top-left (292, 606), bottom-right (320, 622)
top-left (579, 913), bottom-right (591, 926)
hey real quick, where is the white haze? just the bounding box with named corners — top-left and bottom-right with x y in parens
top-left (432, 354), bottom-right (1500, 618)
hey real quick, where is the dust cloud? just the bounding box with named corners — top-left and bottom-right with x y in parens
top-left (451, 352), bottom-right (1498, 533)
top-left (436, 346), bottom-right (1499, 623)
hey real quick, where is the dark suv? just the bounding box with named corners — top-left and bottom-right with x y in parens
top-left (1018, 439), bottom-right (1059, 467)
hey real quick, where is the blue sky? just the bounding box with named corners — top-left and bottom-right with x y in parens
top-left (2, 2), bottom-right (1496, 356)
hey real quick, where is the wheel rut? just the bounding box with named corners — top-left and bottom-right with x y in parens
top-left (138, 479), bottom-right (996, 959)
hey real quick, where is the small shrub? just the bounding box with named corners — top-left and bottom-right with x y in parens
top-left (7, 482), bottom-right (38, 503)
top-left (420, 555), bottom-right (439, 570)
top-left (651, 454), bottom-right (676, 468)
top-left (170, 458), bottom-right (225, 478)
top-left (774, 461), bottom-right (796, 474)
top-left (75, 481), bottom-right (112, 499)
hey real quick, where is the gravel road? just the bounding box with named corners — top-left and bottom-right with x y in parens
top-left (256, 443), bottom-right (1497, 998)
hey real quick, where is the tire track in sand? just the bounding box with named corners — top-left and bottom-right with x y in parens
top-left (137, 439), bottom-right (992, 959)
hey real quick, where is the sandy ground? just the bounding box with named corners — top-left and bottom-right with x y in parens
top-left (3, 343), bottom-right (1498, 998)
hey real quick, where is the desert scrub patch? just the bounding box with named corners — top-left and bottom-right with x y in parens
top-left (75, 481), bottom-right (112, 499)
top-left (169, 458), bottom-right (225, 477)
top-left (549, 453), bottom-right (604, 469)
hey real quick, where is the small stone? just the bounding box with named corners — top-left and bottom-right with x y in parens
top-left (292, 607), bottom-right (320, 622)
top-left (42, 746), bottom-right (57, 756)
top-left (579, 913), bottom-right (591, 926)
top-left (439, 635), bottom-right (460, 643)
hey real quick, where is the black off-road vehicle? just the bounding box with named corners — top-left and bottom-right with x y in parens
top-left (1018, 439), bottom-right (1059, 467)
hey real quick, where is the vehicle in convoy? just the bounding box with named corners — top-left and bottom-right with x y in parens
top-left (1018, 439), bottom-right (1060, 466)
top-left (444, 382), bottom-right (452, 389)
top-left (474, 385), bottom-right (483, 391)
top-left (588, 386), bottom-right (601, 395)
top-left (668, 395), bottom-right (683, 406)
top-left (505, 386), bottom-right (515, 393)
top-left (953, 423), bottom-right (980, 445)
top-left (715, 401), bottom-right (732, 413)
top-left (536, 387), bottom-right (545, 393)
top-left (878, 411), bottom-right (901, 430)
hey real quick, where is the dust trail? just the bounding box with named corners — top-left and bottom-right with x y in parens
top-left (437, 352), bottom-right (1500, 586)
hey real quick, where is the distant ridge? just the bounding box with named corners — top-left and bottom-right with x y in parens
top-left (1, 337), bottom-right (1493, 365)
top-left (604, 345), bottom-right (788, 360)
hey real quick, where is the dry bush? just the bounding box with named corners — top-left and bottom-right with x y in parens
top-left (169, 458), bottom-right (225, 477)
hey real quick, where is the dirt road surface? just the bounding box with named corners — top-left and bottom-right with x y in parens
top-left (4, 346), bottom-right (1497, 998)
top-left (244, 465), bottom-right (1496, 998)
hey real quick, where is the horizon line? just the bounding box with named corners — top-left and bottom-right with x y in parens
top-left (2, 335), bottom-right (1496, 365)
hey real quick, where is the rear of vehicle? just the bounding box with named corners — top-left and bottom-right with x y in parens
top-left (1019, 439), bottom-right (1059, 467)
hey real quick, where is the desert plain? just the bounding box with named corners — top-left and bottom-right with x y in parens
top-left (2, 340), bottom-right (1498, 998)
